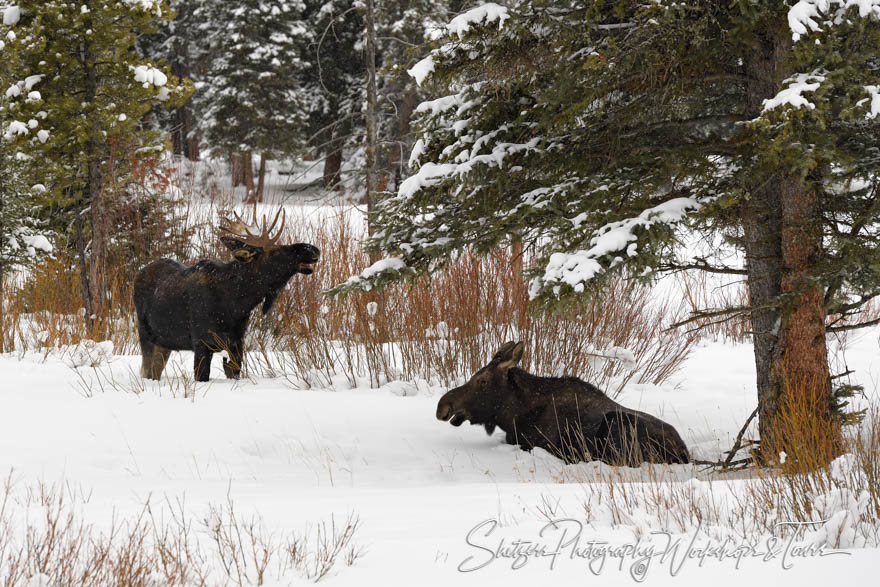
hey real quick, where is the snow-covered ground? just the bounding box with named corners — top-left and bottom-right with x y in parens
top-left (2, 170), bottom-right (878, 583)
top-left (1, 327), bottom-right (878, 584)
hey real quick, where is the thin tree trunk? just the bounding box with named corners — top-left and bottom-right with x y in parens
top-left (385, 85), bottom-right (418, 193)
top-left (170, 42), bottom-right (199, 160)
top-left (255, 152), bottom-right (267, 203)
top-left (0, 265), bottom-right (5, 353)
top-left (323, 148), bottom-right (343, 191)
top-left (83, 25), bottom-right (105, 319)
top-left (231, 153), bottom-right (241, 186)
top-left (243, 151), bottom-right (255, 201)
top-left (364, 0), bottom-right (378, 236)
top-left (74, 203), bottom-right (94, 319)
top-left (173, 100), bottom-right (199, 161)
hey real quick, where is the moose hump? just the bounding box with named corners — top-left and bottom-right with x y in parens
top-left (436, 341), bottom-right (690, 466)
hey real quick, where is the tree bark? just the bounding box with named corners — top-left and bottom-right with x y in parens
top-left (231, 152), bottom-right (245, 187)
top-left (83, 24), bottom-right (105, 319)
top-left (170, 41), bottom-right (199, 161)
top-left (772, 176), bottom-right (837, 457)
top-left (741, 178), bottom-right (783, 447)
top-left (364, 0), bottom-right (378, 235)
top-left (255, 152), bottom-right (267, 202)
top-left (74, 202), bottom-right (94, 320)
top-left (323, 147), bottom-right (343, 191)
top-left (741, 17), bottom-right (838, 461)
top-left (172, 99), bottom-right (199, 161)
top-left (385, 85), bottom-right (419, 193)
top-left (243, 151), bottom-right (255, 201)
top-left (0, 265), bottom-right (5, 353)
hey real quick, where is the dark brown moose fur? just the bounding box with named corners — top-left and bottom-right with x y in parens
top-left (133, 227), bottom-right (319, 382)
top-left (436, 342), bottom-right (690, 466)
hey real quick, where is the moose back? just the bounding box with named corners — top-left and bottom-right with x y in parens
top-left (133, 206), bottom-right (319, 381)
top-left (436, 341), bottom-right (690, 466)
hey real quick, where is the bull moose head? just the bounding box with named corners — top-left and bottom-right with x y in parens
top-left (220, 205), bottom-right (319, 276)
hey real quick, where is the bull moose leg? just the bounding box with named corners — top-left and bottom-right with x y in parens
top-left (150, 346), bottom-right (171, 380)
top-left (222, 339), bottom-right (244, 379)
top-left (138, 334), bottom-right (171, 381)
top-left (139, 337), bottom-right (157, 379)
top-left (193, 343), bottom-right (213, 382)
top-left (142, 345), bottom-right (171, 380)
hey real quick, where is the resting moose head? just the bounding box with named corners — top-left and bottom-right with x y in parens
top-left (437, 342), bottom-right (690, 466)
top-left (133, 205), bottom-right (320, 382)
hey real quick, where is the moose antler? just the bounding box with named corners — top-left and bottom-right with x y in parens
top-left (220, 202), bottom-right (286, 249)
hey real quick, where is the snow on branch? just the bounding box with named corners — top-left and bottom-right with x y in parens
top-left (329, 257), bottom-right (412, 294)
top-left (122, 0), bottom-right (165, 15)
top-left (3, 5), bottom-right (20, 26)
top-left (443, 3), bottom-right (510, 40)
top-left (762, 72), bottom-right (825, 112)
top-left (408, 56), bottom-right (436, 87)
top-left (132, 65), bottom-right (167, 87)
top-left (789, 0), bottom-right (880, 41)
top-left (397, 138), bottom-right (540, 200)
top-left (408, 4), bottom-right (510, 86)
top-left (414, 90), bottom-right (480, 117)
top-left (532, 197), bottom-right (703, 298)
top-left (860, 85), bottom-right (880, 119)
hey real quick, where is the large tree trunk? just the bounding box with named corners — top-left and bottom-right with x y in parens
top-left (741, 172), bottom-right (784, 449)
top-left (741, 18), bottom-right (838, 463)
top-left (0, 265), bottom-right (5, 353)
top-left (772, 176), bottom-right (837, 458)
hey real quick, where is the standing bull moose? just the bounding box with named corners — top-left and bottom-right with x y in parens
top-left (133, 206), bottom-right (320, 381)
top-left (436, 342), bottom-right (690, 466)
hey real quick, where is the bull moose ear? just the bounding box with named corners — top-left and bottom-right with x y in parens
top-left (221, 236), bottom-right (261, 262)
top-left (495, 340), bottom-right (525, 370)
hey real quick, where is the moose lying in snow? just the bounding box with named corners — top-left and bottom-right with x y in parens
top-left (133, 206), bottom-right (319, 382)
top-left (436, 342), bottom-right (690, 466)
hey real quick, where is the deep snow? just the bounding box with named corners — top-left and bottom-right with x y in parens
top-left (1, 328), bottom-right (878, 584)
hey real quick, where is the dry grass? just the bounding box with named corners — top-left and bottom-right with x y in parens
top-left (552, 401), bottom-right (880, 548)
top-left (2, 165), bottom-right (698, 393)
top-left (675, 269), bottom-right (751, 343)
top-left (243, 207), bottom-right (698, 393)
top-left (0, 476), bottom-right (362, 586)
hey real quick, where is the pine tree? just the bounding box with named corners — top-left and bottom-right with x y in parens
top-left (141, 0), bottom-right (209, 160)
top-left (338, 1), bottom-right (880, 463)
top-left (372, 0), bottom-right (457, 193)
top-left (0, 4), bottom-right (52, 351)
top-left (0, 130), bottom-right (52, 308)
top-left (300, 0), bottom-right (364, 190)
top-left (2, 1), bottom-right (190, 316)
top-left (195, 0), bottom-right (309, 200)
top-left (0, 137), bottom-right (52, 353)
